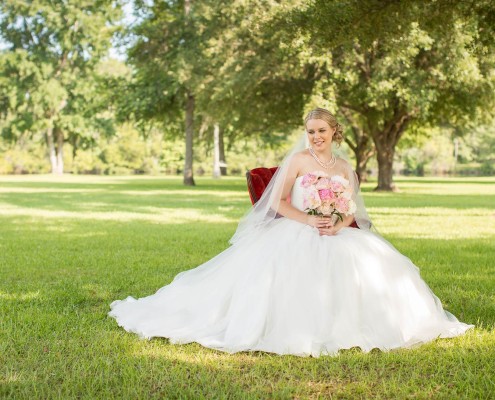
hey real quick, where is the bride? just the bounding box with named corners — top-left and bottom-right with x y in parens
top-left (109, 108), bottom-right (473, 356)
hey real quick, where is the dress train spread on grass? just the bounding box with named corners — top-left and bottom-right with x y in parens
top-left (109, 173), bottom-right (473, 356)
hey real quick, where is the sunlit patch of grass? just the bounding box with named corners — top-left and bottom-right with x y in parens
top-left (118, 189), bottom-right (247, 198)
top-left (0, 174), bottom-right (129, 185)
top-left (0, 370), bottom-right (22, 384)
top-left (369, 207), bottom-right (495, 239)
top-left (0, 203), bottom-right (236, 224)
top-left (0, 175), bottom-right (494, 398)
top-left (0, 291), bottom-right (40, 301)
top-left (0, 187), bottom-right (105, 193)
top-left (370, 177), bottom-right (495, 196)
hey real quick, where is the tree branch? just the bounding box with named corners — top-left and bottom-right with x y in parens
top-left (382, 101), bottom-right (412, 146)
top-left (353, 41), bottom-right (372, 83)
top-left (340, 102), bottom-right (366, 115)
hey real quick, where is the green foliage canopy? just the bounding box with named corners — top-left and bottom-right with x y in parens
top-left (0, 0), bottom-right (121, 173)
top-left (283, 0), bottom-right (495, 189)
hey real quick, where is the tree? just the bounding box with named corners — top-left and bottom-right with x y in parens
top-left (124, 0), bottom-right (214, 186)
top-left (287, 1), bottom-right (495, 190)
top-left (0, 0), bottom-right (121, 174)
top-left (194, 0), bottom-right (314, 157)
top-left (125, 0), bottom-right (313, 183)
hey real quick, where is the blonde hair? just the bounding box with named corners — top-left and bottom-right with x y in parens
top-left (304, 108), bottom-right (344, 146)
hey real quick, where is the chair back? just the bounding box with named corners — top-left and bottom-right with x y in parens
top-left (245, 167), bottom-right (278, 205)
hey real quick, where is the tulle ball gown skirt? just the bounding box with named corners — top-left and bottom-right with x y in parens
top-left (109, 218), bottom-right (473, 357)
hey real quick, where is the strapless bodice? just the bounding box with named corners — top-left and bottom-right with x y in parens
top-left (290, 175), bottom-right (306, 212)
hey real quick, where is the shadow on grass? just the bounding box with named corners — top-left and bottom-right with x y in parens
top-left (363, 193), bottom-right (495, 209)
top-left (393, 177), bottom-right (495, 185)
top-left (2, 174), bottom-right (494, 213)
top-left (0, 176), bottom-right (249, 191)
top-left (0, 180), bottom-right (251, 218)
top-left (1, 192), bottom-right (494, 223)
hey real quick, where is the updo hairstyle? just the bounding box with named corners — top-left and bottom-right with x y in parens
top-left (304, 108), bottom-right (344, 146)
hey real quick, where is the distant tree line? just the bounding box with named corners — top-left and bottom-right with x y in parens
top-left (1, 0), bottom-right (494, 190)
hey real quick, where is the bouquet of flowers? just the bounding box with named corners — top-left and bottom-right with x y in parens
top-left (300, 171), bottom-right (357, 223)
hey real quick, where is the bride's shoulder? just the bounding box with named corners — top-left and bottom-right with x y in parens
top-left (334, 157), bottom-right (354, 179)
top-left (291, 150), bottom-right (310, 164)
top-left (294, 149), bottom-right (310, 158)
top-left (335, 157), bottom-right (352, 168)
top-left (285, 150), bottom-right (310, 176)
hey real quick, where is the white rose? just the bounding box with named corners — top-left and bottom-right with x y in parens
top-left (330, 175), bottom-right (349, 186)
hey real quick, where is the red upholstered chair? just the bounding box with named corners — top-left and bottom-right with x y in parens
top-left (245, 167), bottom-right (359, 228)
top-left (349, 218), bottom-right (359, 228)
top-left (246, 167), bottom-right (279, 205)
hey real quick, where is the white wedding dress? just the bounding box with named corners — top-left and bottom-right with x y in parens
top-left (109, 174), bottom-right (473, 356)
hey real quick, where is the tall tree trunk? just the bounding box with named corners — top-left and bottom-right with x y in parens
top-left (345, 137), bottom-right (374, 183)
top-left (341, 106), bottom-right (374, 182)
top-left (182, 0), bottom-right (195, 186)
top-left (46, 127), bottom-right (58, 174)
top-left (55, 127), bottom-right (64, 174)
top-left (375, 138), bottom-right (396, 191)
top-left (371, 106), bottom-right (412, 191)
top-left (212, 123), bottom-right (221, 178)
top-left (218, 126), bottom-right (227, 176)
top-left (355, 146), bottom-right (374, 183)
top-left (71, 135), bottom-right (79, 159)
top-left (183, 91), bottom-right (195, 186)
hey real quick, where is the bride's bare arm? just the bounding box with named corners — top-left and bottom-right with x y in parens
top-left (277, 198), bottom-right (327, 228)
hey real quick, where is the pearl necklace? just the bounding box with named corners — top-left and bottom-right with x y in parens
top-left (309, 147), bottom-right (337, 169)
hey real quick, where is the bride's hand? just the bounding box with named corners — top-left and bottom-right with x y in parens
top-left (318, 218), bottom-right (339, 236)
top-left (306, 215), bottom-right (332, 229)
top-left (318, 225), bottom-right (339, 236)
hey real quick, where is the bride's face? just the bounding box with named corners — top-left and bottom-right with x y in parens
top-left (306, 119), bottom-right (336, 152)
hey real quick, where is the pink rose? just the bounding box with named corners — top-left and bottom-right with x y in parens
top-left (335, 197), bottom-right (357, 215)
top-left (301, 173), bottom-right (319, 188)
top-left (329, 181), bottom-right (344, 193)
top-left (318, 189), bottom-right (336, 201)
top-left (335, 197), bottom-right (350, 214)
top-left (303, 187), bottom-right (322, 210)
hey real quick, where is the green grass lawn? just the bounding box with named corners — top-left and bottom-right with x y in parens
top-left (1, 175), bottom-right (494, 399)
